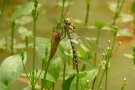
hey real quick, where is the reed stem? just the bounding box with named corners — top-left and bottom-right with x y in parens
top-left (31, 16), bottom-right (36, 90)
top-left (11, 20), bottom-right (15, 55)
top-left (85, 4), bottom-right (90, 25)
top-left (97, 70), bottom-right (105, 90)
top-left (63, 63), bottom-right (66, 81)
top-left (92, 29), bottom-right (100, 90)
top-left (112, 0), bottom-right (125, 26)
top-left (41, 57), bottom-right (51, 90)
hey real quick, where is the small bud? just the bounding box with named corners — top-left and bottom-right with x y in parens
top-left (108, 40), bottom-right (111, 43)
top-left (34, 0), bottom-right (38, 9)
top-left (102, 53), bottom-right (105, 56)
top-left (36, 68), bottom-right (38, 73)
top-left (107, 47), bottom-right (110, 50)
top-left (121, 77), bottom-right (126, 90)
top-left (118, 42), bottom-right (122, 45)
top-left (113, 26), bottom-right (118, 36)
top-left (45, 44), bottom-right (49, 58)
top-left (25, 36), bottom-right (29, 46)
top-left (124, 78), bottom-right (126, 81)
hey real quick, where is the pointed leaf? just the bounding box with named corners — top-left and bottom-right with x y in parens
top-left (70, 69), bottom-right (98, 90)
top-left (94, 22), bottom-right (107, 29)
top-left (0, 53), bottom-right (27, 85)
top-left (62, 76), bottom-right (75, 90)
top-left (57, 45), bottom-right (68, 63)
top-left (79, 57), bottom-right (95, 69)
top-left (0, 82), bottom-right (9, 90)
top-left (11, 2), bottom-right (34, 21)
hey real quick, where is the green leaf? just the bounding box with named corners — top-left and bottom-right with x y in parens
top-left (15, 16), bottom-right (33, 25)
top-left (14, 43), bottom-right (26, 49)
top-left (59, 65), bottom-right (76, 80)
top-left (123, 53), bottom-right (133, 59)
top-left (0, 53), bottom-right (27, 85)
top-left (23, 86), bottom-right (31, 90)
top-left (70, 69), bottom-right (98, 90)
top-left (60, 40), bottom-right (71, 52)
top-left (62, 76), bottom-right (75, 90)
top-left (107, 2), bottom-right (117, 12)
top-left (0, 39), bottom-right (6, 50)
top-left (132, 1), bottom-right (135, 13)
top-left (18, 26), bottom-right (32, 39)
top-left (85, 0), bottom-right (91, 4)
top-left (72, 19), bottom-right (83, 24)
top-left (37, 45), bottom-right (46, 59)
top-left (0, 82), bottom-right (9, 90)
top-left (57, 45), bottom-right (68, 63)
top-left (78, 47), bottom-right (93, 59)
top-left (118, 30), bottom-right (134, 37)
top-left (48, 58), bottom-right (61, 81)
top-left (36, 37), bottom-right (50, 48)
top-left (36, 37), bottom-right (50, 60)
top-left (94, 22), bottom-right (107, 29)
top-left (11, 2), bottom-right (35, 21)
top-left (117, 13), bottom-right (133, 23)
top-left (79, 57), bottom-right (95, 69)
top-left (43, 58), bottom-right (62, 89)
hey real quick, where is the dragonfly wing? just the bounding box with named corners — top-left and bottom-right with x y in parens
top-left (71, 33), bottom-right (104, 53)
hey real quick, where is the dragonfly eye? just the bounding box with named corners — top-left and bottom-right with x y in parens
top-left (64, 18), bottom-right (71, 25)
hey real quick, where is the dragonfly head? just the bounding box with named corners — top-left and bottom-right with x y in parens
top-left (64, 18), bottom-right (71, 25)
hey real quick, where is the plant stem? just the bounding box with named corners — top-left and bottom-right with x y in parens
top-left (41, 57), bottom-right (51, 90)
top-left (31, 17), bottom-right (36, 90)
top-left (22, 59), bottom-right (32, 84)
top-left (65, 0), bottom-right (72, 16)
top-left (85, 4), bottom-right (90, 25)
top-left (63, 63), bottom-right (66, 81)
top-left (31, 5), bottom-right (39, 87)
top-left (31, 0), bottom-right (39, 89)
top-left (104, 29), bottom-right (116, 90)
top-left (133, 15), bottom-right (135, 35)
top-left (97, 70), bottom-right (105, 90)
top-left (1, 0), bottom-right (6, 13)
top-left (26, 42), bottom-right (32, 77)
top-left (105, 61), bottom-right (109, 90)
top-left (94, 29), bottom-right (100, 65)
top-left (111, 0), bottom-right (125, 26)
top-left (34, 61), bottom-right (44, 84)
top-left (11, 20), bottom-right (15, 55)
top-left (60, 0), bottom-right (66, 24)
top-left (121, 78), bottom-right (126, 90)
top-left (52, 83), bottom-right (55, 90)
top-left (92, 29), bottom-right (100, 90)
top-left (111, 0), bottom-right (120, 26)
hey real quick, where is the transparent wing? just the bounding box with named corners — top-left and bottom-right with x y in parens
top-left (70, 32), bottom-right (104, 53)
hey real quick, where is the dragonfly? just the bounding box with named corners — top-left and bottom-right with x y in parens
top-left (54, 18), bottom-right (103, 89)
top-left (49, 17), bottom-right (104, 61)
top-left (49, 18), bottom-right (104, 89)
top-left (60, 18), bottom-right (80, 90)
